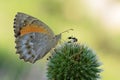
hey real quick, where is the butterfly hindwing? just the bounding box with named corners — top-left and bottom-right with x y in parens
top-left (16, 32), bottom-right (54, 63)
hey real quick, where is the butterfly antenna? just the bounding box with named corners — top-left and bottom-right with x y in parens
top-left (60, 29), bottom-right (73, 34)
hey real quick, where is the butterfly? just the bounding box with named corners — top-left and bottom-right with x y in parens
top-left (13, 12), bottom-right (73, 63)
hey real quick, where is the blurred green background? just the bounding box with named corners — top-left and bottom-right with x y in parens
top-left (0, 0), bottom-right (120, 80)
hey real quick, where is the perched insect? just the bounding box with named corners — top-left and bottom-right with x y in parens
top-left (68, 36), bottom-right (78, 43)
top-left (13, 12), bottom-right (73, 63)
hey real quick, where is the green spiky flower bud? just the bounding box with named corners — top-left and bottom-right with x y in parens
top-left (47, 42), bottom-right (102, 80)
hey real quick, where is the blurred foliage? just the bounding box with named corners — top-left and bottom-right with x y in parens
top-left (0, 48), bottom-right (31, 80)
top-left (41, 0), bottom-right (62, 16)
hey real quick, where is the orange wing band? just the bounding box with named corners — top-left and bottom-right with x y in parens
top-left (20, 24), bottom-right (48, 36)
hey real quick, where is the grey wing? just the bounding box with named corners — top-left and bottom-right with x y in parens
top-left (15, 32), bottom-right (53, 63)
top-left (13, 12), bottom-right (54, 38)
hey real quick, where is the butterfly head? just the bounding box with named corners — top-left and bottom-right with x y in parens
top-left (53, 34), bottom-right (61, 45)
top-left (53, 29), bottom-right (73, 44)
